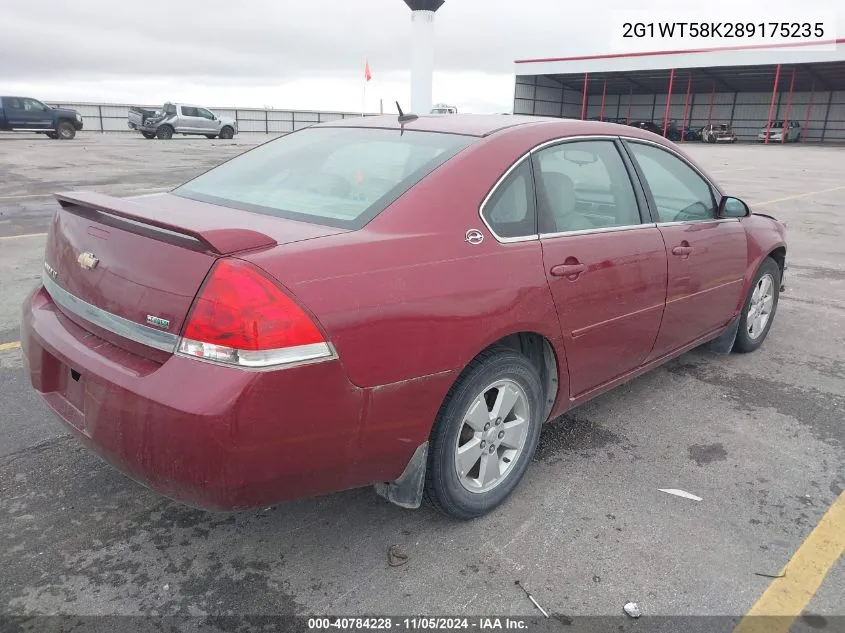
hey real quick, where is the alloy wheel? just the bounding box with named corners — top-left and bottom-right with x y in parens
top-left (454, 379), bottom-right (530, 494)
top-left (747, 273), bottom-right (775, 340)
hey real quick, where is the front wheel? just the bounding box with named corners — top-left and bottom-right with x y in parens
top-left (56, 122), bottom-right (76, 140)
top-left (156, 125), bottom-right (173, 140)
top-left (734, 258), bottom-right (781, 353)
top-left (218, 126), bottom-right (234, 139)
top-left (46, 131), bottom-right (58, 139)
top-left (425, 347), bottom-right (545, 520)
top-left (141, 131), bottom-right (156, 139)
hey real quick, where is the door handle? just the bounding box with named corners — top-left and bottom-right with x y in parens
top-left (550, 263), bottom-right (588, 277)
top-left (672, 246), bottom-right (693, 257)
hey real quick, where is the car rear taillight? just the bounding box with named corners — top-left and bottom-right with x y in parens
top-left (178, 259), bottom-right (333, 368)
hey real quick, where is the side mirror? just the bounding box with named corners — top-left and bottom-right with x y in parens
top-left (719, 196), bottom-right (750, 218)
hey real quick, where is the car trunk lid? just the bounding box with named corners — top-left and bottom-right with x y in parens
top-left (44, 191), bottom-right (348, 361)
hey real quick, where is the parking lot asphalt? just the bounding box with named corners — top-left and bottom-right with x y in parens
top-left (0, 132), bottom-right (843, 626)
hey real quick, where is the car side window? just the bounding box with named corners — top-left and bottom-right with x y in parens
top-left (23, 99), bottom-right (45, 112)
top-left (532, 140), bottom-right (642, 234)
top-left (627, 142), bottom-right (716, 223)
top-left (197, 108), bottom-right (214, 120)
top-left (481, 160), bottom-right (536, 239)
top-left (181, 106), bottom-right (198, 117)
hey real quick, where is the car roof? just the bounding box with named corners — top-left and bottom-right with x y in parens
top-left (317, 113), bottom-right (669, 138)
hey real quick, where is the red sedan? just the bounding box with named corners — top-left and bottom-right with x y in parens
top-left (21, 115), bottom-right (786, 519)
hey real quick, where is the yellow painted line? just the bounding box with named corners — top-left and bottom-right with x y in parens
top-left (0, 341), bottom-right (21, 351)
top-left (733, 490), bottom-right (845, 633)
top-left (756, 185), bottom-right (845, 206)
top-left (0, 232), bottom-right (47, 240)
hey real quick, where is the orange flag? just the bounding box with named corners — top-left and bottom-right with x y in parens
top-left (364, 59), bottom-right (372, 82)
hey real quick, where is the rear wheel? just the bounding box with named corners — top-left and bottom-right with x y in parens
top-left (425, 347), bottom-right (544, 520)
top-left (156, 125), bottom-right (173, 140)
top-left (56, 122), bottom-right (76, 140)
top-left (734, 258), bottom-right (780, 353)
top-left (219, 126), bottom-right (234, 139)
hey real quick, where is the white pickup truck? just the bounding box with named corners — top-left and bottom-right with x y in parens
top-left (128, 102), bottom-right (238, 140)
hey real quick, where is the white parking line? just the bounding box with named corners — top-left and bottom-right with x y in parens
top-left (0, 193), bottom-right (53, 200)
top-left (0, 187), bottom-right (172, 201)
top-left (0, 232), bottom-right (47, 240)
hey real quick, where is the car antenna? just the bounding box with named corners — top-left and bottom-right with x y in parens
top-left (396, 101), bottom-right (418, 136)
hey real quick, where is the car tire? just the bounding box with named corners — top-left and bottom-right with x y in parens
top-left (219, 126), bottom-right (234, 140)
top-left (56, 122), bottom-right (76, 140)
top-left (205, 134), bottom-right (217, 139)
top-left (707, 134), bottom-right (717, 144)
top-left (733, 257), bottom-right (781, 354)
top-left (46, 131), bottom-right (58, 139)
top-left (141, 132), bottom-right (156, 139)
top-left (424, 346), bottom-right (545, 520)
top-left (156, 125), bottom-right (174, 140)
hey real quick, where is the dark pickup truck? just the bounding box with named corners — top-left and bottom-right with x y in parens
top-left (0, 97), bottom-right (84, 139)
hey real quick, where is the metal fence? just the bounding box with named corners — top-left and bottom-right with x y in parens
top-left (45, 101), bottom-right (375, 134)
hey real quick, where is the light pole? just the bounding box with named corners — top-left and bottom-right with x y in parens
top-left (403, 0), bottom-right (445, 114)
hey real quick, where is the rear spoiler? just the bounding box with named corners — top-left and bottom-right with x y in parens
top-left (54, 191), bottom-right (277, 255)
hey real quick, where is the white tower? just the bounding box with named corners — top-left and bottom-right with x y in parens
top-left (403, 0), bottom-right (445, 114)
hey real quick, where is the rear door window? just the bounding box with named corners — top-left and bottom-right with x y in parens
top-left (180, 106), bottom-right (198, 117)
top-left (174, 127), bottom-right (474, 229)
top-left (532, 140), bottom-right (643, 233)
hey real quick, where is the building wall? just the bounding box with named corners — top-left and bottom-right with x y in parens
top-left (514, 76), bottom-right (845, 142)
top-left (46, 102), bottom-right (371, 134)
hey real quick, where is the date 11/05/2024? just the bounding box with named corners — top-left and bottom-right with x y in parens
top-left (622, 22), bottom-right (826, 39)
top-left (308, 617), bottom-right (529, 630)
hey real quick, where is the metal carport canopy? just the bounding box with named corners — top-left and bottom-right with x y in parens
top-left (514, 39), bottom-right (845, 94)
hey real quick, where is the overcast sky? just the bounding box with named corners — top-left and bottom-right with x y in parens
top-left (1, 0), bottom-right (842, 113)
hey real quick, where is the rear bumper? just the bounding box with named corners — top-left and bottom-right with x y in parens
top-left (21, 285), bottom-right (377, 510)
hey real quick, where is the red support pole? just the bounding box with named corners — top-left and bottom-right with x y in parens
top-left (764, 64), bottom-right (782, 145)
top-left (781, 67), bottom-right (796, 144)
top-left (599, 80), bottom-right (606, 121)
top-left (580, 72), bottom-right (589, 120)
top-left (803, 79), bottom-right (815, 144)
top-left (626, 88), bottom-right (632, 125)
top-left (662, 68), bottom-right (675, 137)
top-left (707, 82), bottom-right (715, 125)
top-left (680, 72), bottom-right (692, 142)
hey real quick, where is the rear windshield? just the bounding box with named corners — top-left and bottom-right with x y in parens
top-left (173, 127), bottom-right (475, 229)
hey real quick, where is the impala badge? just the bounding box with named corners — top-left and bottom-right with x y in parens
top-left (77, 252), bottom-right (99, 270)
top-left (146, 315), bottom-right (170, 329)
top-left (465, 229), bottom-right (484, 245)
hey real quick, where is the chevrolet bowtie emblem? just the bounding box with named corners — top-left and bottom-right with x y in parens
top-left (77, 252), bottom-right (99, 270)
